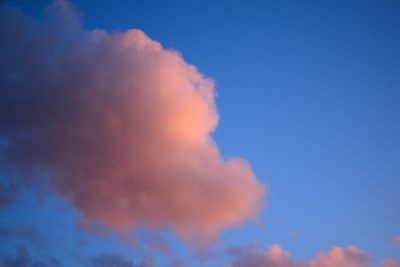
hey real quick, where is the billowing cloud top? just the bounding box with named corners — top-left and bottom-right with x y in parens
top-left (0, 1), bottom-right (265, 242)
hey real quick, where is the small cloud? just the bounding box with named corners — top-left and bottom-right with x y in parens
top-left (227, 244), bottom-right (371, 267)
top-left (390, 235), bottom-right (400, 246)
top-left (168, 259), bottom-right (185, 267)
top-left (382, 259), bottom-right (400, 267)
top-left (192, 247), bottom-right (218, 262)
top-left (228, 243), bottom-right (303, 267)
top-left (91, 253), bottom-right (154, 267)
top-left (309, 246), bottom-right (371, 267)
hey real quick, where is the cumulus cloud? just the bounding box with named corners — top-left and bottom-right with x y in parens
top-left (0, 1), bottom-right (265, 242)
top-left (227, 244), bottom-right (371, 267)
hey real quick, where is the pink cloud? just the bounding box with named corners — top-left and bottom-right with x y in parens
top-left (309, 246), bottom-right (371, 267)
top-left (228, 244), bottom-right (371, 267)
top-left (0, 1), bottom-right (265, 242)
top-left (390, 235), bottom-right (400, 246)
top-left (227, 244), bottom-right (304, 267)
top-left (382, 259), bottom-right (400, 267)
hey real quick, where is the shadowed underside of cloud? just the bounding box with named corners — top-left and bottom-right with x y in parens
top-left (92, 253), bottom-right (154, 267)
top-left (0, 243), bottom-right (395, 267)
top-left (0, 177), bottom-right (19, 206)
top-left (0, 224), bottom-right (45, 248)
top-left (227, 244), bottom-right (372, 267)
top-left (0, 245), bottom-right (155, 267)
top-left (0, 244), bottom-right (63, 267)
top-left (0, 1), bottom-right (265, 242)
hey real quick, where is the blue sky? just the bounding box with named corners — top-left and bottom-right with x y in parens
top-left (1, 1), bottom-right (400, 266)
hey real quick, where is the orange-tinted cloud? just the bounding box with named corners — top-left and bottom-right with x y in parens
top-left (309, 246), bottom-right (371, 267)
top-left (0, 1), bottom-right (265, 242)
top-left (228, 244), bottom-right (371, 267)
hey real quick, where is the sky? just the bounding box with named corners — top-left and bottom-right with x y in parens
top-left (0, 0), bottom-right (399, 267)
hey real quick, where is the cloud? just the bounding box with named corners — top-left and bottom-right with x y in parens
top-left (0, 244), bottom-right (63, 267)
top-left (0, 182), bottom-right (18, 206)
top-left (0, 224), bottom-right (45, 248)
top-left (1, 246), bottom-right (153, 267)
top-left (91, 253), bottom-right (154, 267)
top-left (309, 246), bottom-right (371, 267)
top-left (227, 244), bottom-right (371, 267)
top-left (0, 1), bottom-right (265, 242)
top-left (389, 235), bottom-right (400, 246)
top-left (382, 259), bottom-right (400, 267)
top-left (138, 231), bottom-right (171, 255)
top-left (227, 244), bottom-right (304, 267)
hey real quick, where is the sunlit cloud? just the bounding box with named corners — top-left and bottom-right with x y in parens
top-left (382, 259), bottom-right (400, 267)
top-left (0, 0), bottom-right (265, 243)
top-left (227, 244), bottom-right (371, 267)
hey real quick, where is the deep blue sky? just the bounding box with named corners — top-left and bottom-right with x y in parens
top-left (1, 0), bottom-right (400, 266)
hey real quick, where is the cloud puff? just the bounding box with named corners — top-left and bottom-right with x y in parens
top-left (0, 1), bottom-right (265, 242)
top-left (389, 235), bottom-right (400, 246)
top-left (92, 253), bottom-right (154, 267)
top-left (382, 259), bottom-right (400, 267)
top-left (309, 246), bottom-right (371, 267)
top-left (227, 244), bottom-right (371, 267)
top-left (227, 244), bottom-right (304, 267)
